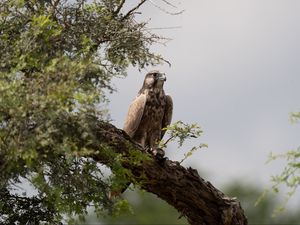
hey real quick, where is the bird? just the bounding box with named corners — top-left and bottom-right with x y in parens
top-left (123, 70), bottom-right (173, 156)
top-left (108, 71), bottom-right (172, 199)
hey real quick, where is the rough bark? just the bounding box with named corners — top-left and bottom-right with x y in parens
top-left (90, 121), bottom-right (248, 225)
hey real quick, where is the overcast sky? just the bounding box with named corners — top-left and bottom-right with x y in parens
top-left (108, 0), bottom-right (300, 195)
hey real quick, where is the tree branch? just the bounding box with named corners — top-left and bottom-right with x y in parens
top-left (114, 0), bottom-right (126, 15)
top-left (88, 120), bottom-right (248, 225)
top-left (121, 0), bottom-right (147, 21)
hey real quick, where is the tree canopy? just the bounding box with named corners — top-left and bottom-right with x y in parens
top-left (0, 1), bottom-right (248, 225)
top-left (0, 0), bottom-right (162, 223)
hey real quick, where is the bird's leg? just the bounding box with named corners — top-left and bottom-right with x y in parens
top-left (133, 135), bottom-right (146, 151)
top-left (143, 133), bottom-right (165, 161)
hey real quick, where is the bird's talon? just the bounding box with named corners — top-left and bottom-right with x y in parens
top-left (152, 148), bottom-right (157, 155)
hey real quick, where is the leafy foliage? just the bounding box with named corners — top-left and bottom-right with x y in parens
top-left (290, 111), bottom-right (300, 123)
top-left (0, 0), bottom-right (163, 224)
top-left (265, 147), bottom-right (300, 213)
top-left (265, 111), bottom-right (300, 213)
top-left (225, 182), bottom-right (300, 224)
top-left (160, 121), bottom-right (207, 164)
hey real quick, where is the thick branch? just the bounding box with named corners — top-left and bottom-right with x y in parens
top-left (90, 121), bottom-right (248, 225)
top-left (114, 0), bottom-right (126, 15)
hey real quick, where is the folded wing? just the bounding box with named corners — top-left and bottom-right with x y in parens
top-left (123, 94), bottom-right (147, 138)
top-left (161, 95), bottom-right (173, 139)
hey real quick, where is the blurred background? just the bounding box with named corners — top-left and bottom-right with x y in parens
top-left (87, 0), bottom-right (300, 224)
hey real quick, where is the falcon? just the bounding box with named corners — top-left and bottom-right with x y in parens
top-left (123, 70), bottom-right (173, 155)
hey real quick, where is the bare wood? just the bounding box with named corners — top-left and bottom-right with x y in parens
top-left (89, 120), bottom-right (248, 225)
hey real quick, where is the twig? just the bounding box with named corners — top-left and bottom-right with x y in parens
top-left (149, 0), bottom-right (184, 15)
top-left (161, 135), bottom-right (175, 148)
top-left (160, 0), bottom-right (178, 9)
top-left (146, 26), bottom-right (181, 30)
top-left (121, 0), bottom-right (147, 21)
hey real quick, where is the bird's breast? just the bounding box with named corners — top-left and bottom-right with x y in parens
top-left (141, 92), bottom-right (166, 127)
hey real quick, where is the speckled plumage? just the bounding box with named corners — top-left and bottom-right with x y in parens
top-left (123, 71), bottom-right (173, 153)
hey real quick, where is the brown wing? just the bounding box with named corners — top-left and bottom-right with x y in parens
top-left (161, 95), bottom-right (173, 139)
top-left (123, 93), bottom-right (146, 138)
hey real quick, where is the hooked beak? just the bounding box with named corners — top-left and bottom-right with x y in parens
top-left (157, 73), bottom-right (167, 82)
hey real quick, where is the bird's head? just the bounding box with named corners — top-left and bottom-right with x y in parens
top-left (142, 70), bottom-right (167, 90)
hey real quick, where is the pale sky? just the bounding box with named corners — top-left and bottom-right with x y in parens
top-left (108, 0), bottom-right (300, 195)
